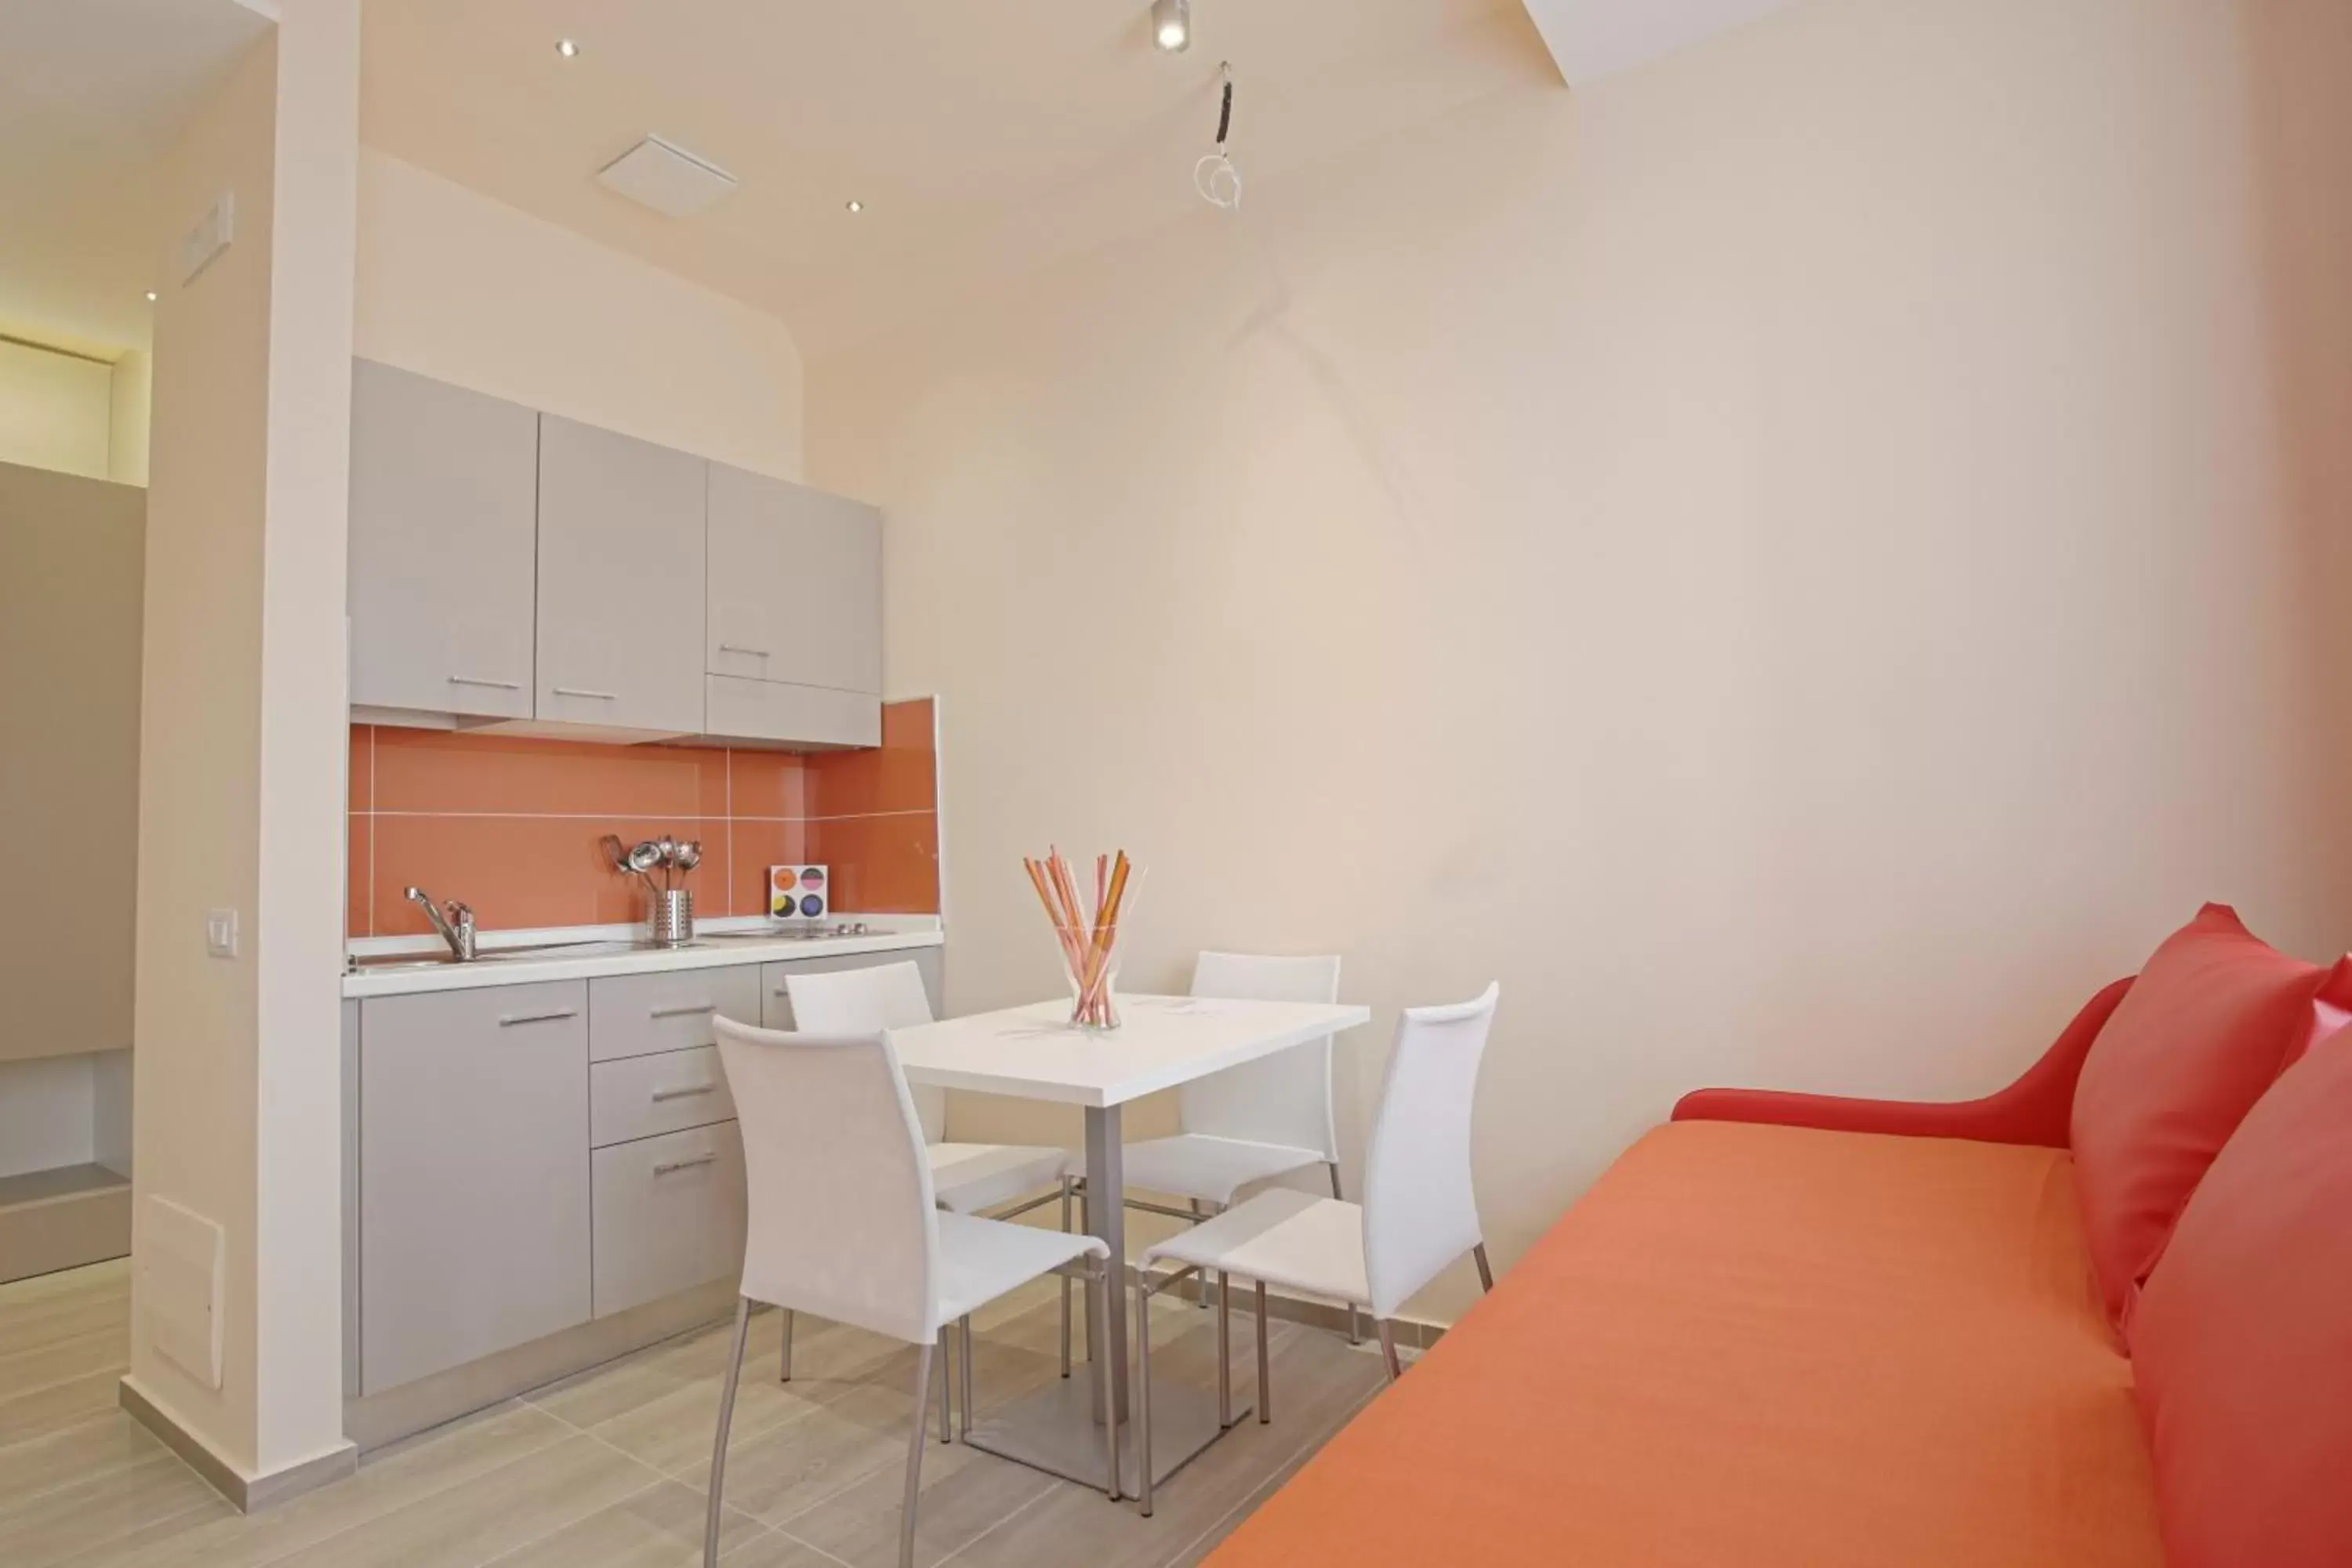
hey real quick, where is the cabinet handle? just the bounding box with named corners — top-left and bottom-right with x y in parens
top-left (650, 1002), bottom-right (717, 1019)
top-left (718, 643), bottom-right (772, 659)
top-left (448, 674), bottom-right (523, 691)
top-left (551, 686), bottom-right (619, 701)
top-left (652, 1083), bottom-right (719, 1103)
top-left (653, 1152), bottom-right (719, 1176)
top-left (498, 1007), bottom-right (579, 1027)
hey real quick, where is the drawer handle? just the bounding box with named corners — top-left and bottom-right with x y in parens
top-left (718, 643), bottom-right (772, 659)
top-left (551, 686), bottom-right (619, 701)
top-left (654, 1153), bottom-right (719, 1176)
top-left (448, 674), bottom-right (523, 691)
top-left (651, 1083), bottom-right (718, 1103)
top-left (499, 1008), bottom-right (579, 1027)
top-left (650, 1002), bottom-right (718, 1019)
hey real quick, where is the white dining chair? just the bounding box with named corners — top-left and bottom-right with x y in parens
top-left (1106, 953), bottom-right (1349, 1325)
top-left (782, 962), bottom-right (1080, 1377)
top-left (705, 1017), bottom-right (1117, 1568)
top-left (1128, 983), bottom-right (1500, 1516)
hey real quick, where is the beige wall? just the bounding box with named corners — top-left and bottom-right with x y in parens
top-left (354, 150), bottom-right (804, 479)
top-left (109, 350), bottom-right (151, 487)
top-left (0, 460), bottom-right (143, 1066)
top-left (132, 0), bottom-right (360, 1480)
top-left (810, 0), bottom-right (2352, 1319)
top-left (134, 23), bottom-right (275, 1471)
top-left (0, 338), bottom-right (115, 480)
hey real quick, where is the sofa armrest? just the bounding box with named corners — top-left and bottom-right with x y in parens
top-left (1670, 976), bottom-right (2132, 1149)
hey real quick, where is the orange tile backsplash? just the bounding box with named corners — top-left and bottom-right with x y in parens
top-left (348, 698), bottom-right (940, 937)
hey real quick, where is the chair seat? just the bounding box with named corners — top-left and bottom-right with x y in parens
top-left (1119, 1134), bottom-right (1328, 1207)
top-left (935, 1210), bottom-right (1105, 1325)
top-left (1142, 1188), bottom-right (1368, 1307)
top-left (928, 1142), bottom-right (1070, 1215)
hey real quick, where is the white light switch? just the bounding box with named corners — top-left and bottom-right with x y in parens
top-left (205, 908), bottom-right (238, 958)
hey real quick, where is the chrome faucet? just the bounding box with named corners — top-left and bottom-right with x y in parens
top-left (405, 887), bottom-right (477, 961)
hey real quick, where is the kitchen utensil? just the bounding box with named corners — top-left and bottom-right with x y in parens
top-left (601, 834), bottom-right (631, 873)
top-left (656, 835), bottom-right (679, 890)
top-left (675, 840), bottom-right (703, 874)
top-left (647, 888), bottom-right (693, 946)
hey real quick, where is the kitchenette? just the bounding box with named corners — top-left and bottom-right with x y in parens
top-left (339, 357), bottom-right (943, 1447)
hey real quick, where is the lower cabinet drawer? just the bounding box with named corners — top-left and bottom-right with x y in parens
top-left (591, 1046), bottom-right (737, 1148)
top-left (591, 1122), bottom-right (746, 1319)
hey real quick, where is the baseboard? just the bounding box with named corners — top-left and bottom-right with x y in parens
top-left (118, 1376), bottom-right (358, 1512)
top-left (343, 1278), bottom-right (741, 1452)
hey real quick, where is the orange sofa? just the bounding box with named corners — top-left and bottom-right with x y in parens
top-left (1208, 985), bottom-right (2169, 1568)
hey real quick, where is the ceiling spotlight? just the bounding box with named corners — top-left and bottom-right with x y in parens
top-left (845, 199), bottom-right (864, 214)
top-left (556, 38), bottom-right (581, 59)
top-left (144, 290), bottom-right (158, 303)
top-left (1152, 0), bottom-right (1190, 53)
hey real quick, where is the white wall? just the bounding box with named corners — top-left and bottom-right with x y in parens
top-left (110, 350), bottom-right (151, 487)
top-left (810, 0), bottom-right (2352, 1320)
top-left (0, 338), bottom-right (114, 479)
top-left (132, 0), bottom-right (359, 1482)
top-left (354, 150), bottom-right (804, 480)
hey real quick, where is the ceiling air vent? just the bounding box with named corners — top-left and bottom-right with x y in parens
top-left (595, 135), bottom-right (739, 217)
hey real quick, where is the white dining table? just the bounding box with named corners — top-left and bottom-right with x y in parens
top-left (889, 993), bottom-right (1371, 1497)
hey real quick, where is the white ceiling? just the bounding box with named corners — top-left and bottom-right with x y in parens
top-left (361, 0), bottom-right (1555, 357)
top-left (0, 0), bottom-right (275, 354)
top-left (1517, 0), bottom-right (1797, 86)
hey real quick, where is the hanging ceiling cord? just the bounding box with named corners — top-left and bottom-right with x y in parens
top-left (1195, 62), bottom-right (1242, 210)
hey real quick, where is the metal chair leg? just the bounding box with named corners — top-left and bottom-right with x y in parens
top-left (1377, 1320), bottom-right (1403, 1381)
top-left (1474, 1243), bottom-right (1494, 1293)
top-left (1136, 1278), bottom-right (1156, 1516)
top-left (1190, 1200), bottom-right (1210, 1307)
top-left (935, 1329), bottom-right (953, 1443)
top-left (1058, 1176), bottom-right (1075, 1377)
top-left (1216, 1269), bottom-right (1233, 1428)
top-left (702, 1298), bottom-right (751, 1568)
top-left (1330, 1163), bottom-right (1362, 1345)
top-left (957, 1316), bottom-right (975, 1440)
top-left (778, 1307), bottom-right (793, 1383)
top-left (900, 1341), bottom-right (935, 1568)
top-left (1094, 1263), bottom-right (1120, 1500)
top-left (1255, 1279), bottom-right (1271, 1425)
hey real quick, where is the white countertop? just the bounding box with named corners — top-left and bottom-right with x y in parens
top-left (343, 916), bottom-right (943, 999)
top-left (889, 995), bottom-right (1372, 1109)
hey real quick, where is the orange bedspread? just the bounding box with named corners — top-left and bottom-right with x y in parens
top-left (1209, 1121), bottom-right (2165, 1568)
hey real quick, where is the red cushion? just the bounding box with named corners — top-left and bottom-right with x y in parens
top-left (2069, 903), bottom-right (2348, 1326)
top-left (2129, 1031), bottom-right (2352, 1566)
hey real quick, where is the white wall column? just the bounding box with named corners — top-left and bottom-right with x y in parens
top-left (128, 0), bottom-right (359, 1501)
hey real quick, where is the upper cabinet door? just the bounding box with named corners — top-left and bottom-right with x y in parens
top-left (706, 464), bottom-right (883, 697)
top-left (347, 360), bottom-right (539, 719)
top-left (535, 415), bottom-right (709, 733)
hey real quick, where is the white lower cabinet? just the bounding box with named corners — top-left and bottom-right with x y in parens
top-left (592, 1123), bottom-right (747, 1319)
top-left (358, 982), bottom-right (592, 1396)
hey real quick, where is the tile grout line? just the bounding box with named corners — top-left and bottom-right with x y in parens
top-left (467, 1470), bottom-right (677, 1568)
top-left (929, 1475), bottom-right (1065, 1567)
top-left (1157, 1379), bottom-right (1388, 1568)
top-left (767, 1522), bottom-right (861, 1568)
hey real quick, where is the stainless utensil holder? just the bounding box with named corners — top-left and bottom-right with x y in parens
top-left (647, 889), bottom-right (694, 947)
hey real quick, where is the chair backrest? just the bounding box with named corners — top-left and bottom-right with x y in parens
top-left (713, 1014), bottom-right (942, 1344)
top-left (783, 961), bottom-right (947, 1144)
top-left (1180, 952), bottom-right (1345, 1160)
top-left (1359, 983), bottom-right (1499, 1319)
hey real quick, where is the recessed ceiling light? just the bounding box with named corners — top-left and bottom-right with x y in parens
top-left (144, 290), bottom-right (158, 303)
top-left (845, 199), bottom-right (864, 214)
top-left (1152, 0), bottom-right (1191, 52)
top-left (556, 38), bottom-right (581, 59)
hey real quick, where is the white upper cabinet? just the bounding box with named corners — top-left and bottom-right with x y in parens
top-left (535, 414), bottom-right (709, 735)
top-left (705, 463), bottom-right (881, 746)
top-left (347, 361), bottom-right (539, 720)
top-left (706, 463), bottom-right (882, 696)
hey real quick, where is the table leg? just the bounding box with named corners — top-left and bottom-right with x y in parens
top-left (1083, 1104), bottom-right (1127, 1424)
